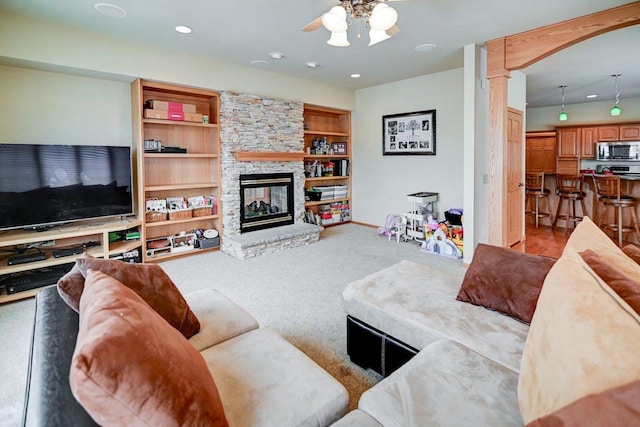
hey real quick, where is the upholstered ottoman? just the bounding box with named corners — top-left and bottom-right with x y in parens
top-left (342, 260), bottom-right (529, 374)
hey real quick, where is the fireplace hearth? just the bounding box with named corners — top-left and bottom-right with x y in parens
top-left (240, 173), bottom-right (294, 233)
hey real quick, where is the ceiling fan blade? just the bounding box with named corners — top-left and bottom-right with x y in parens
top-left (302, 16), bottom-right (323, 32)
top-left (386, 25), bottom-right (400, 36)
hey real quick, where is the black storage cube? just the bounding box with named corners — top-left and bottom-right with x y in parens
top-left (347, 315), bottom-right (418, 377)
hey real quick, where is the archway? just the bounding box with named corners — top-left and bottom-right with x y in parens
top-left (485, 1), bottom-right (640, 246)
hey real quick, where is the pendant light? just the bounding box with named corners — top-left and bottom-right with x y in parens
top-left (558, 85), bottom-right (568, 121)
top-left (610, 74), bottom-right (622, 116)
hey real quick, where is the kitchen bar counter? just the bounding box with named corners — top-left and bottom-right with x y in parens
top-left (528, 173), bottom-right (640, 245)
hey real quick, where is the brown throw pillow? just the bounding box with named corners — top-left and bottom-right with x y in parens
top-left (456, 244), bottom-right (556, 324)
top-left (526, 380), bottom-right (640, 427)
top-left (72, 257), bottom-right (200, 338)
top-left (622, 244), bottom-right (640, 265)
top-left (580, 249), bottom-right (640, 315)
top-left (70, 269), bottom-right (228, 427)
top-left (56, 253), bottom-right (91, 312)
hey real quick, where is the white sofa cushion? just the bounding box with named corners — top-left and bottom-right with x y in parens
top-left (343, 260), bottom-right (529, 373)
top-left (330, 409), bottom-right (382, 427)
top-left (358, 339), bottom-right (522, 427)
top-left (186, 288), bottom-right (259, 352)
top-left (201, 327), bottom-right (349, 427)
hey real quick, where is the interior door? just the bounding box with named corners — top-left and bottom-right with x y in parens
top-left (506, 108), bottom-right (524, 246)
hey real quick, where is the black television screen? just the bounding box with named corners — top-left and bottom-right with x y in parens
top-left (0, 143), bottom-right (134, 231)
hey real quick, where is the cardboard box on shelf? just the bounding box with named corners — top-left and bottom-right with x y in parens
top-left (143, 109), bottom-right (203, 123)
top-left (145, 100), bottom-right (197, 113)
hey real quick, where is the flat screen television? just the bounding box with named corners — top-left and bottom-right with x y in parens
top-left (0, 143), bottom-right (134, 231)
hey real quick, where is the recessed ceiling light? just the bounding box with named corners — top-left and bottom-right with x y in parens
top-left (415, 43), bottom-right (436, 52)
top-left (269, 52), bottom-right (285, 60)
top-left (175, 25), bottom-right (192, 34)
top-left (350, 73), bottom-right (361, 78)
top-left (94, 3), bottom-right (127, 17)
top-left (251, 60), bottom-right (269, 66)
top-left (586, 94), bottom-right (598, 99)
top-left (305, 62), bottom-right (320, 68)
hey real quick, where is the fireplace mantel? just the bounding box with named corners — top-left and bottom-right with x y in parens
top-left (233, 151), bottom-right (305, 162)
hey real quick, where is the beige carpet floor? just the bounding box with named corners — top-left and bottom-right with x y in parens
top-left (0, 223), bottom-right (466, 426)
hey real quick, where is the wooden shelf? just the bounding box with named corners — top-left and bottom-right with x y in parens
top-left (304, 154), bottom-right (349, 159)
top-left (145, 183), bottom-right (218, 192)
top-left (233, 151), bottom-right (306, 162)
top-left (0, 286), bottom-right (51, 304)
top-left (146, 214), bottom-right (220, 228)
top-left (134, 79), bottom-right (222, 263)
top-left (142, 119), bottom-right (218, 128)
top-left (305, 176), bottom-right (349, 182)
top-left (144, 153), bottom-right (218, 159)
top-left (305, 197), bottom-right (350, 207)
top-left (145, 246), bottom-right (220, 263)
top-left (304, 130), bottom-right (349, 137)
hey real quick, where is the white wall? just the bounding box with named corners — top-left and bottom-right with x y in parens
top-left (0, 12), bottom-right (355, 111)
top-left (526, 97), bottom-right (640, 131)
top-left (352, 69), bottom-right (464, 228)
top-left (464, 44), bottom-right (489, 263)
top-left (0, 65), bottom-right (131, 145)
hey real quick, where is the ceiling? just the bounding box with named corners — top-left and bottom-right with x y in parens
top-left (1, 0), bottom-right (639, 108)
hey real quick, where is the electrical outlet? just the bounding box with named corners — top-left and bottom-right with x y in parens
top-left (41, 240), bottom-right (56, 247)
top-left (483, 174), bottom-right (489, 184)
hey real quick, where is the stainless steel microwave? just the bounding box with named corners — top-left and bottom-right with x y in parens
top-left (596, 142), bottom-right (640, 160)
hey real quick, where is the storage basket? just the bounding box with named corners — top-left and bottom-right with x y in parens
top-left (192, 206), bottom-right (213, 217)
top-left (168, 208), bottom-right (193, 221)
top-left (145, 210), bottom-right (167, 223)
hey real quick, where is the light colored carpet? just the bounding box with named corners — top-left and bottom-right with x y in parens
top-left (0, 223), bottom-right (467, 426)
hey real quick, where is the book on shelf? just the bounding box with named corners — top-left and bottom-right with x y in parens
top-left (331, 159), bottom-right (350, 177)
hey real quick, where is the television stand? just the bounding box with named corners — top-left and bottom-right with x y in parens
top-left (0, 218), bottom-right (142, 304)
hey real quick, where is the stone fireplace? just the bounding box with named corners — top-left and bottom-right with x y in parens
top-left (240, 172), bottom-right (294, 233)
top-left (219, 91), bottom-right (321, 259)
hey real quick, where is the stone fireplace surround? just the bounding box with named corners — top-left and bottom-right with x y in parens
top-left (219, 91), bottom-right (321, 259)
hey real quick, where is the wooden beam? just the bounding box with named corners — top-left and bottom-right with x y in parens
top-left (505, 2), bottom-right (640, 71)
top-left (233, 151), bottom-right (306, 162)
top-left (488, 74), bottom-right (509, 246)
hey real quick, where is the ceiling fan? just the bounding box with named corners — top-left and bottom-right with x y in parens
top-left (302, 0), bottom-right (404, 47)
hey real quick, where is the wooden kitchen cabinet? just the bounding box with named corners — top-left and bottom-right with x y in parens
top-left (557, 128), bottom-right (579, 158)
top-left (580, 127), bottom-right (597, 158)
top-left (598, 125), bottom-right (619, 141)
top-left (526, 132), bottom-right (556, 173)
top-left (620, 124), bottom-right (640, 141)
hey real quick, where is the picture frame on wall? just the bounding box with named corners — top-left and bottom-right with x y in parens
top-left (382, 109), bottom-right (436, 156)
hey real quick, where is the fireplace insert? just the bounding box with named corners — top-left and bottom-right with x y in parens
top-left (240, 173), bottom-right (294, 232)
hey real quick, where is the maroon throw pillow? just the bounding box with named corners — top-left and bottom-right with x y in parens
top-left (71, 257), bottom-right (200, 338)
top-left (527, 380), bottom-right (640, 427)
top-left (456, 244), bottom-right (556, 324)
top-left (580, 249), bottom-right (640, 315)
top-left (622, 244), bottom-right (640, 265)
top-left (57, 253), bottom-right (92, 312)
top-left (70, 269), bottom-right (228, 426)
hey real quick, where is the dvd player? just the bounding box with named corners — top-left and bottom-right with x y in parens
top-left (7, 252), bottom-right (46, 265)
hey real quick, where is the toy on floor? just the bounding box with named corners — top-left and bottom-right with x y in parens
top-left (377, 214), bottom-right (408, 243)
top-left (421, 228), bottom-right (463, 259)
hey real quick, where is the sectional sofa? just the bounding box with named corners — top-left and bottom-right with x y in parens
top-left (337, 217), bottom-right (640, 426)
top-left (23, 257), bottom-right (348, 426)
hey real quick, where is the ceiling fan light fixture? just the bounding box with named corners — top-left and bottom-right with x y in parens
top-left (327, 31), bottom-right (350, 47)
top-left (369, 3), bottom-right (398, 31)
top-left (368, 29), bottom-right (391, 46)
top-left (322, 6), bottom-right (347, 33)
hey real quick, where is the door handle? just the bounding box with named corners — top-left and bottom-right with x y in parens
top-left (518, 183), bottom-right (524, 187)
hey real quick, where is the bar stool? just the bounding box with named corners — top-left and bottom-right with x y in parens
top-left (591, 174), bottom-right (640, 247)
top-left (525, 172), bottom-right (553, 228)
top-left (552, 174), bottom-right (587, 231)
